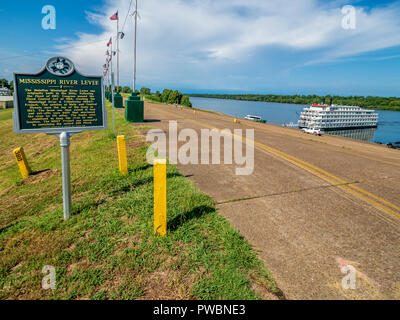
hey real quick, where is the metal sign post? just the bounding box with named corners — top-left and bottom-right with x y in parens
top-left (46, 131), bottom-right (77, 221)
top-left (13, 56), bottom-right (107, 221)
top-left (60, 132), bottom-right (73, 220)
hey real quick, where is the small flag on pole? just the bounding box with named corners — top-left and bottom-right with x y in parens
top-left (107, 37), bottom-right (112, 47)
top-left (110, 11), bottom-right (119, 21)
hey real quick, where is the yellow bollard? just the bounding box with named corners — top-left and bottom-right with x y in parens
top-left (117, 135), bottom-right (128, 175)
top-left (154, 159), bottom-right (167, 236)
top-left (13, 147), bottom-right (31, 179)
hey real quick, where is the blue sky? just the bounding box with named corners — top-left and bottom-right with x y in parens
top-left (1, 0), bottom-right (400, 97)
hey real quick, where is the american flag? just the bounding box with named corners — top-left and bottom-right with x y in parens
top-left (110, 11), bottom-right (118, 21)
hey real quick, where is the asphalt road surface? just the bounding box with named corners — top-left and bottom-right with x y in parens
top-left (130, 102), bottom-right (400, 300)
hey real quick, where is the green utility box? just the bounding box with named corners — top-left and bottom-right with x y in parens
top-left (125, 92), bottom-right (144, 122)
top-left (114, 92), bottom-right (123, 108)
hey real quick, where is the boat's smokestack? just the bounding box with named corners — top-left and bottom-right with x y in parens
top-left (329, 98), bottom-right (333, 106)
top-left (322, 97), bottom-right (325, 105)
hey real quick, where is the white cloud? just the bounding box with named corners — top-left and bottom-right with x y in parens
top-left (58, 0), bottom-right (400, 90)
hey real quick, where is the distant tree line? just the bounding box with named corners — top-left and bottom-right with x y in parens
top-left (106, 85), bottom-right (192, 107)
top-left (105, 85), bottom-right (136, 94)
top-left (145, 88), bottom-right (192, 107)
top-left (121, 86), bottom-right (133, 94)
top-left (189, 94), bottom-right (400, 111)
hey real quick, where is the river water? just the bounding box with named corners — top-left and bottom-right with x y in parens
top-left (190, 97), bottom-right (400, 144)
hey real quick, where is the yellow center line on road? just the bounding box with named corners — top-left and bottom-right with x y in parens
top-left (253, 141), bottom-right (400, 213)
top-left (150, 105), bottom-right (400, 220)
top-left (239, 119), bottom-right (400, 168)
top-left (253, 143), bottom-right (400, 220)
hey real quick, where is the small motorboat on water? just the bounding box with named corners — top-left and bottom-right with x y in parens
top-left (244, 115), bottom-right (266, 123)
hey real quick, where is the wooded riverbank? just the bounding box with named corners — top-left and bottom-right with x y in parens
top-left (189, 94), bottom-right (400, 111)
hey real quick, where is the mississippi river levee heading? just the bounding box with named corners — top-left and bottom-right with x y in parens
top-left (18, 78), bottom-right (100, 86)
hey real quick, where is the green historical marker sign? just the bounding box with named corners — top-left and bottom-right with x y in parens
top-left (13, 56), bottom-right (107, 134)
top-left (13, 57), bottom-right (108, 221)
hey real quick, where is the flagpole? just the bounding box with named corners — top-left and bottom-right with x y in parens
top-left (109, 69), bottom-right (112, 95)
top-left (110, 40), bottom-right (116, 138)
top-left (111, 72), bottom-right (116, 138)
top-left (110, 40), bottom-right (113, 87)
top-left (133, 0), bottom-right (137, 93)
top-left (117, 12), bottom-right (120, 92)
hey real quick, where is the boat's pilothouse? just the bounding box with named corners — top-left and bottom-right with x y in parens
top-left (298, 103), bottom-right (378, 131)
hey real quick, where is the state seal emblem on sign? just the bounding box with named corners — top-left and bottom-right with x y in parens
top-left (46, 57), bottom-right (74, 76)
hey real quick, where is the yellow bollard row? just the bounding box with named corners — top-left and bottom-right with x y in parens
top-left (117, 135), bottom-right (128, 175)
top-left (154, 159), bottom-right (167, 236)
top-left (13, 147), bottom-right (31, 179)
top-left (116, 137), bottom-right (168, 237)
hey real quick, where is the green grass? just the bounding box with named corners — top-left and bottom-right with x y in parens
top-left (0, 104), bottom-right (280, 300)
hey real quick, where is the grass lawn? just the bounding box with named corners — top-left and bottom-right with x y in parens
top-left (0, 103), bottom-right (281, 300)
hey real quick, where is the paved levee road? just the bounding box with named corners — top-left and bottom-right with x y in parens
top-left (128, 102), bottom-right (400, 299)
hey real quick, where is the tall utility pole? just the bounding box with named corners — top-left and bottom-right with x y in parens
top-left (133, 0), bottom-right (138, 92)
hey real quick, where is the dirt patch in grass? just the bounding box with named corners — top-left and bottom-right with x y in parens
top-left (15, 230), bottom-right (66, 257)
top-left (126, 137), bottom-right (147, 149)
top-left (67, 257), bottom-right (89, 275)
top-left (10, 262), bottom-right (24, 273)
top-left (30, 136), bottom-right (59, 157)
top-left (75, 229), bottom-right (93, 242)
top-left (112, 235), bottom-right (138, 256)
top-left (72, 190), bottom-right (90, 203)
top-left (138, 269), bottom-right (196, 300)
top-left (22, 169), bottom-right (58, 185)
top-left (0, 186), bottom-right (14, 198)
top-left (100, 269), bottom-right (128, 296)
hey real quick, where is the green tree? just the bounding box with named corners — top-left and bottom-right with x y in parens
top-left (181, 95), bottom-right (192, 107)
top-left (168, 90), bottom-right (182, 104)
top-left (140, 87), bottom-right (151, 95)
top-left (0, 79), bottom-right (8, 88)
top-left (161, 89), bottom-right (172, 103)
top-left (121, 86), bottom-right (132, 94)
